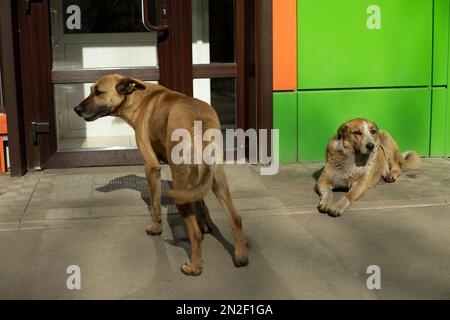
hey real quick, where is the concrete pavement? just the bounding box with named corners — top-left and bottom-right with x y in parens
top-left (0, 159), bottom-right (449, 299)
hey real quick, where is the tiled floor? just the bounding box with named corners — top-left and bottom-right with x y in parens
top-left (0, 159), bottom-right (450, 299)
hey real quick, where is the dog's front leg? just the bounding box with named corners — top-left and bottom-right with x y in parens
top-left (145, 165), bottom-right (163, 235)
top-left (136, 129), bottom-right (163, 236)
top-left (329, 180), bottom-right (366, 217)
top-left (316, 180), bottom-right (334, 214)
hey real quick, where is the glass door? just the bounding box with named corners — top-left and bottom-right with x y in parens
top-left (51, 0), bottom-right (159, 151)
top-left (192, 0), bottom-right (238, 129)
top-left (18, 0), bottom-right (245, 169)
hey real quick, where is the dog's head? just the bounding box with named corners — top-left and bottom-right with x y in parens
top-left (336, 118), bottom-right (380, 155)
top-left (74, 74), bottom-right (146, 122)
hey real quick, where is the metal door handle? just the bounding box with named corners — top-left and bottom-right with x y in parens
top-left (24, 0), bottom-right (41, 15)
top-left (51, 9), bottom-right (59, 48)
top-left (24, 0), bottom-right (31, 14)
top-left (141, 0), bottom-right (169, 32)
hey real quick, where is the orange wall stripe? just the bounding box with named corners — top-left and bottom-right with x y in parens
top-left (273, 0), bottom-right (297, 91)
top-left (0, 114), bottom-right (7, 175)
top-left (0, 114), bottom-right (7, 135)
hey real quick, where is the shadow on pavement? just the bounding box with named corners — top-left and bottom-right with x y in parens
top-left (313, 167), bottom-right (324, 182)
top-left (96, 175), bottom-right (235, 262)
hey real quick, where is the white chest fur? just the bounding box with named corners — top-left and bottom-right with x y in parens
top-left (330, 141), bottom-right (377, 188)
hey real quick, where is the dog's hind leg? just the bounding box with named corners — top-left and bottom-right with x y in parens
top-left (381, 133), bottom-right (403, 183)
top-left (384, 161), bottom-right (401, 183)
top-left (384, 149), bottom-right (402, 183)
top-left (212, 166), bottom-right (249, 268)
top-left (196, 200), bottom-right (213, 235)
top-left (171, 166), bottom-right (204, 276)
top-left (178, 204), bottom-right (204, 276)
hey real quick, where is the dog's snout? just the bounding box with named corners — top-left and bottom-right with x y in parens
top-left (74, 105), bottom-right (83, 116)
top-left (366, 143), bottom-right (375, 151)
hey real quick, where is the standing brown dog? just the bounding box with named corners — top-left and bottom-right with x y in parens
top-left (315, 118), bottom-right (421, 217)
top-left (74, 74), bottom-right (249, 276)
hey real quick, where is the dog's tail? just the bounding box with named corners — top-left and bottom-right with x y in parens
top-left (400, 151), bottom-right (421, 171)
top-left (168, 165), bottom-right (214, 205)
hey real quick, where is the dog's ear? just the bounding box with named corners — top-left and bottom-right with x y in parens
top-left (372, 122), bottom-right (380, 132)
top-left (337, 124), bottom-right (348, 140)
top-left (116, 78), bottom-right (146, 95)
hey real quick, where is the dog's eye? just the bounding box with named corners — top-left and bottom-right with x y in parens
top-left (94, 90), bottom-right (104, 97)
top-left (353, 131), bottom-right (362, 136)
top-left (371, 130), bottom-right (378, 134)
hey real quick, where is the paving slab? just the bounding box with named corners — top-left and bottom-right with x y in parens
top-left (0, 160), bottom-right (449, 299)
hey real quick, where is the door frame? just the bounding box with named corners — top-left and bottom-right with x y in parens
top-left (0, 0), bottom-right (27, 176)
top-left (13, 0), bottom-right (272, 171)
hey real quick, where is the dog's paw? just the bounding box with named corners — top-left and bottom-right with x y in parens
top-left (383, 175), bottom-right (396, 184)
top-left (233, 250), bottom-right (249, 268)
top-left (181, 263), bottom-right (203, 276)
top-left (146, 223), bottom-right (163, 236)
top-left (329, 209), bottom-right (343, 217)
top-left (318, 199), bottom-right (332, 214)
top-left (329, 198), bottom-right (350, 218)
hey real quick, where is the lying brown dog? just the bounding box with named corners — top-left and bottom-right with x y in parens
top-left (74, 74), bottom-right (248, 276)
top-left (315, 118), bottom-right (421, 217)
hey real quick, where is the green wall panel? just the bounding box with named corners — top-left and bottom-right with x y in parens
top-left (298, 0), bottom-right (433, 89)
top-left (298, 88), bottom-right (431, 162)
top-left (274, 92), bottom-right (298, 163)
top-left (447, 88), bottom-right (450, 156)
top-left (430, 88), bottom-right (448, 157)
top-left (433, 0), bottom-right (450, 86)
